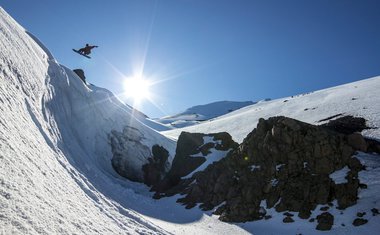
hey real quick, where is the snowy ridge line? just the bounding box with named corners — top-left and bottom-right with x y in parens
top-left (162, 76), bottom-right (380, 143)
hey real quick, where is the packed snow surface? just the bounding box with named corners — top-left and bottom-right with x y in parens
top-left (1, 7), bottom-right (380, 235)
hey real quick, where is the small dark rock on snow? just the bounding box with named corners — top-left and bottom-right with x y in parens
top-left (353, 218), bottom-right (368, 226)
top-left (316, 212), bottom-right (334, 231)
top-left (356, 212), bottom-right (366, 217)
top-left (320, 206), bottom-right (329, 211)
top-left (283, 216), bottom-right (294, 223)
top-left (371, 208), bottom-right (379, 216)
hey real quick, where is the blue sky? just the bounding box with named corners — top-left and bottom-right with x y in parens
top-left (2, 0), bottom-right (380, 118)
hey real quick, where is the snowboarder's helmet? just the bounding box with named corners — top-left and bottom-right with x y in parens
top-left (86, 43), bottom-right (89, 46)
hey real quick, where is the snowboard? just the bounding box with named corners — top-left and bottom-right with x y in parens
top-left (72, 49), bottom-right (91, 59)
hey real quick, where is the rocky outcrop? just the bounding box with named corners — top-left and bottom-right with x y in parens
top-left (320, 115), bottom-right (380, 154)
top-left (73, 69), bottom-right (86, 83)
top-left (142, 145), bottom-right (170, 186)
top-left (150, 132), bottom-right (238, 197)
top-left (175, 116), bottom-right (365, 224)
top-left (320, 115), bottom-right (368, 134)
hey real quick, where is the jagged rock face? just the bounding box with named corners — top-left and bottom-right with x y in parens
top-left (177, 116), bottom-right (364, 223)
top-left (151, 132), bottom-right (238, 197)
top-left (169, 132), bottom-right (237, 179)
top-left (109, 126), bottom-right (151, 182)
top-left (142, 145), bottom-right (170, 186)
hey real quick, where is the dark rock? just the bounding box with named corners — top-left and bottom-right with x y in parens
top-left (152, 132), bottom-right (237, 195)
top-left (283, 216), bottom-right (294, 223)
top-left (170, 116), bottom-right (364, 224)
top-left (316, 212), bottom-right (334, 231)
top-left (298, 208), bottom-right (311, 219)
top-left (320, 115), bottom-right (369, 134)
top-left (365, 138), bottom-right (380, 154)
top-left (359, 183), bottom-right (367, 189)
top-left (264, 215), bottom-right (272, 220)
top-left (356, 212), bottom-right (366, 217)
top-left (371, 208), bottom-right (379, 216)
top-left (168, 132), bottom-right (207, 178)
top-left (347, 133), bottom-right (367, 152)
top-left (348, 157), bottom-right (364, 172)
top-left (73, 69), bottom-right (86, 83)
top-left (309, 218), bottom-right (315, 222)
top-left (283, 212), bottom-right (294, 217)
top-left (168, 132), bottom-right (237, 179)
top-left (353, 218), bottom-right (368, 226)
top-left (334, 179), bottom-right (360, 209)
top-left (142, 145), bottom-right (169, 186)
top-left (320, 206), bottom-right (329, 211)
top-left (214, 205), bottom-right (226, 215)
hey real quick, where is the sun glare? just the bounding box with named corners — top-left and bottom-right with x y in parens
top-left (123, 75), bottom-right (151, 102)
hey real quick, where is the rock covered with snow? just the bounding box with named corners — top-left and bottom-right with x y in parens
top-left (176, 116), bottom-right (366, 226)
top-left (149, 132), bottom-right (238, 197)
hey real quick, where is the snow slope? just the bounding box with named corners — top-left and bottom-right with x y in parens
top-left (155, 101), bottom-right (254, 128)
top-left (162, 77), bottom-right (380, 143)
top-left (0, 8), bottom-right (249, 235)
top-left (0, 7), bottom-right (177, 234)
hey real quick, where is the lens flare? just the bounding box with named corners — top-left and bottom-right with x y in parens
top-left (123, 75), bottom-right (151, 102)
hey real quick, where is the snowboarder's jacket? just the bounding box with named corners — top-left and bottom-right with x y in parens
top-left (78, 44), bottom-right (98, 55)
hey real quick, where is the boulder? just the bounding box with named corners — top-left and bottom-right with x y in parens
top-left (371, 208), bottom-right (379, 216)
top-left (175, 116), bottom-right (365, 223)
top-left (151, 131), bottom-right (237, 196)
top-left (283, 216), bottom-right (294, 223)
top-left (142, 145), bottom-right (170, 186)
top-left (73, 69), bottom-right (86, 83)
top-left (320, 115), bottom-right (368, 134)
top-left (316, 212), bottom-right (334, 231)
top-left (353, 218), bottom-right (368, 226)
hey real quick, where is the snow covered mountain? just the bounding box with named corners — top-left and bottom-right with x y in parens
top-left (156, 101), bottom-right (255, 128)
top-left (1, 7), bottom-right (380, 235)
top-left (162, 78), bottom-right (380, 143)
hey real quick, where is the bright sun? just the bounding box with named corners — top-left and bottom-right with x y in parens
top-left (123, 75), bottom-right (151, 102)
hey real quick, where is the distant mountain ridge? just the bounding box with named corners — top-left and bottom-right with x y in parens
top-left (156, 100), bottom-right (255, 128)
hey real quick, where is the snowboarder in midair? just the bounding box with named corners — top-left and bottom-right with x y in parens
top-left (77, 44), bottom-right (98, 56)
